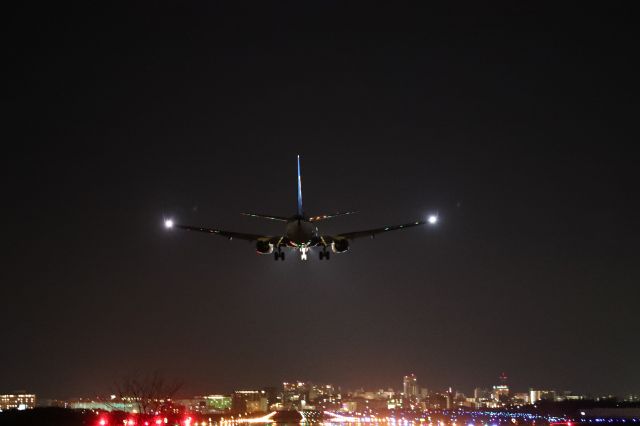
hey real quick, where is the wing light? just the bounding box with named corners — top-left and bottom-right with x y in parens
top-left (164, 219), bottom-right (174, 229)
top-left (428, 215), bottom-right (438, 225)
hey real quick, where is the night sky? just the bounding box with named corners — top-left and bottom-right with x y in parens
top-left (3, 3), bottom-right (639, 399)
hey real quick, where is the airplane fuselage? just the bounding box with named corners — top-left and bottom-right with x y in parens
top-left (285, 217), bottom-right (318, 247)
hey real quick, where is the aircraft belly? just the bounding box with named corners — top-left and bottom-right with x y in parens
top-left (285, 221), bottom-right (317, 246)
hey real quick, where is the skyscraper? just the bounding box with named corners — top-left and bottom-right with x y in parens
top-left (403, 374), bottom-right (418, 397)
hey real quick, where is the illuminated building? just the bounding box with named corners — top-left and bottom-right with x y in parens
top-left (174, 395), bottom-right (232, 414)
top-left (529, 389), bottom-right (556, 404)
top-left (282, 381), bottom-right (337, 410)
top-left (492, 385), bottom-right (509, 403)
top-left (474, 387), bottom-right (491, 401)
top-left (282, 381), bottom-right (309, 408)
top-left (204, 395), bottom-right (232, 412)
top-left (0, 392), bottom-right (36, 411)
top-left (512, 392), bottom-right (530, 405)
top-left (403, 374), bottom-right (418, 397)
top-left (232, 390), bottom-right (268, 413)
top-left (556, 390), bottom-right (585, 401)
top-left (445, 387), bottom-right (453, 409)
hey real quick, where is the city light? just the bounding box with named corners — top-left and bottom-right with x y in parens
top-left (164, 219), bottom-right (174, 229)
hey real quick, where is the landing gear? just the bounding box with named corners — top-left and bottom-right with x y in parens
top-left (300, 247), bottom-right (309, 261)
top-left (319, 249), bottom-right (331, 260)
top-left (274, 250), bottom-right (285, 261)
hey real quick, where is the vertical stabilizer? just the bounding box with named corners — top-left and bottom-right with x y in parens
top-left (297, 155), bottom-right (304, 217)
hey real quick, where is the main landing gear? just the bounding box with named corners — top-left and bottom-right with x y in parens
top-left (319, 249), bottom-right (331, 260)
top-left (274, 250), bottom-right (285, 261)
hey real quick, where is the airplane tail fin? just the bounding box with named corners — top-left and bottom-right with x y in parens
top-left (297, 155), bottom-right (304, 217)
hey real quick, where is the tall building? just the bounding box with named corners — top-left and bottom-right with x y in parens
top-left (0, 392), bottom-right (36, 410)
top-left (403, 374), bottom-right (418, 397)
top-left (491, 373), bottom-right (509, 404)
top-left (445, 387), bottom-right (454, 409)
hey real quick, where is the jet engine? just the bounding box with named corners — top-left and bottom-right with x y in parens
top-left (255, 240), bottom-right (274, 254)
top-left (331, 238), bottom-right (349, 253)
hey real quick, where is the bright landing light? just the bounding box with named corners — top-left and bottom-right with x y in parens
top-left (428, 215), bottom-right (438, 225)
top-left (164, 219), bottom-right (174, 229)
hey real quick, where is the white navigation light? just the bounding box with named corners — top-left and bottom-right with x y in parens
top-left (428, 215), bottom-right (438, 225)
top-left (164, 219), bottom-right (174, 229)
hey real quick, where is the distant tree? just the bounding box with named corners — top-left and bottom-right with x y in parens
top-left (113, 371), bottom-right (183, 415)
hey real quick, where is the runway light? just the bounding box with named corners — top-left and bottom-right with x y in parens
top-left (164, 219), bottom-right (174, 229)
top-left (428, 215), bottom-right (438, 225)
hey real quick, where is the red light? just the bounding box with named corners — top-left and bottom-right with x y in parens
top-left (99, 419), bottom-right (107, 426)
top-left (155, 420), bottom-right (163, 425)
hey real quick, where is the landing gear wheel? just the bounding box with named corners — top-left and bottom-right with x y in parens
top-left (274, 251), bottom-right (285, 261)
top-left (280, 252), bottom-right (285, 261)
top-left (325, 250), bottom-right (330, 260)
top-left (319, 251), bottom-right (325, 260)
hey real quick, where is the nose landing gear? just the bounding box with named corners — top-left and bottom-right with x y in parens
top-left (300, 247), bottom-right (309, 261)
top-left (319, 249), bottom-right (331, 260)
top-left (274, 250), bottom-right (285, 261)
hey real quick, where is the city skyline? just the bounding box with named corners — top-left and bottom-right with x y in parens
top-left (3, 373), bottom-right (639, 417)
top-left (3, 373), bottom-right (637, 402)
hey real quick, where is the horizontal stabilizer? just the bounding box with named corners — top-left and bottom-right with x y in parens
top-left (241, 213), bottom-right (289, 222)
top-left (308, 211), bottom-right (358, 222)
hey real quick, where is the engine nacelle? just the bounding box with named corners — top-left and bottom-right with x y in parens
top-left (256, 240), bottom-right (274, 254)
top-left (331, 238), bottom-right (349, 253)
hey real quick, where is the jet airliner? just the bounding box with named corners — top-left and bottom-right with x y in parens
top-left (164, 156), bottom-right (438, 261)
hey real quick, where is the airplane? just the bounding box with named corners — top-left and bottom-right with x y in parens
top-left (164, 156), bottom-right (438, 261)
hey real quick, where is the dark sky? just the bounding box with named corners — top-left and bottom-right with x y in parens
top-left (3, 3), bottom-right (639, 399)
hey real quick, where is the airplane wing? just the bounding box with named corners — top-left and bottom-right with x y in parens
top-left (326, 220), bottom-right (427, 241)
top-left (308, 211), bottom-right (358, 222)
top-left (241, 213), bottom-right (289, 222)
top-left (170, 223), bottom-right (283, 244)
